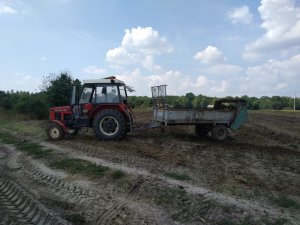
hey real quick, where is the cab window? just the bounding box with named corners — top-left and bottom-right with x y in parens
top-left (96, 85), bottom-right (119, 103)
top-left (79, 86), bottom-right (94, 104)
top-left (119, 86), bottom-right (127, 101)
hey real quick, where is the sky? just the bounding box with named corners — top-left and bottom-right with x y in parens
top-left (0, 0), bottom-right (300, 97)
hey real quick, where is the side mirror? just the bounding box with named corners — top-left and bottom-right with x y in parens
top-left (122, 99), bottom-right (128, 104)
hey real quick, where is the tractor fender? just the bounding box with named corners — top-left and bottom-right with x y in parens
top-left (90, 105), bottom-right (130, 124)
top-left (50, 120), bottom-right (69, 133)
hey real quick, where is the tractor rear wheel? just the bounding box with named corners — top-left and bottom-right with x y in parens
top-left (46, 123), bottom-right (65, 141)
top-left (94, 109), bottom-right (127, 140)
top-left (211, 124), bottom-right (228, 141)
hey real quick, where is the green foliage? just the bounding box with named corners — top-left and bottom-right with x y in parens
top-left (42, 71), bottom-right (81, 107)
top-left (0, 71), bottom-right (83, 120)
top-left (274, 195), bottom-right (300, 209)
top-left (126, 94), bottom-right (300, 110)
top-left (14, 92), bottom-right (48, 119)
top-left (50, 158), bottom-right (108, 177)
top-left (1, 72), bottom-right (299, 118)
top-left (164, 172), bottom-right (191, 181)
top-left (17, 142), bottom-right (53, 159)
top-left (128, 96), bottom-right (152, 108)
top-left (0, 91), bottom-right (48, 119)
top-left (111, 170), bottom-right (125, 179)
top-left (65, 214), bottom-right (86, 225)
top-left (0, 132), bottom-right (52, 159)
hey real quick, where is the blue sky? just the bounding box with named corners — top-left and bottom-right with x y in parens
top-left (0, 0), bottom-right (300, 97)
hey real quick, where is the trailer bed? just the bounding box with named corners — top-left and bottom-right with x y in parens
top-left (153, 108), bottom-right (236, 125)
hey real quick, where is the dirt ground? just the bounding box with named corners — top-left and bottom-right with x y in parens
top-left (0, 110), bottom-right (300, 225)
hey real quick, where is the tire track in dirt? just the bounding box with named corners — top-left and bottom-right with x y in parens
top-left (2, 129), bottom-right (296, 224)
top-left (94, 176), bottom-right (172, 225)
top-left (0, 175), bottom-right (71, 225)
top-left (43, 137), bottom-right (288, 222)
top-left (0, 144), bottom-right (112, 222)
top-left (19, 160), bottom-right (113, 222)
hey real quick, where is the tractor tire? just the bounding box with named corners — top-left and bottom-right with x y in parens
top-left (94, 109), bottom-right (127, 141)
top-left (46, 123), bottom-right (65, 141)
top-left (211, 124), bottom-right (228, 141)
top-left (194, 124), bottom-right (211, 138)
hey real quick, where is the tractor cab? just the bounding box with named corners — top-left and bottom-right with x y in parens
top-left (71, 77), bottom-right (133, 117)
top-left (47, 76), bottom-right (135, 141)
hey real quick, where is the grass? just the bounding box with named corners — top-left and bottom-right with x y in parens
top-left (65, 213), bottom-right (86, 225)
top-left (274, 195), bottom-right (300, 209)
top-left (50, 158), bottom-right (108, 177)
top-left (164, 172), bottom-right (191, 181)
top-left (263, 218), bottom-right (290, 225)
top-left (17, 142), bottom-right (52, 159)
top-left (217, 219), bottom-right (252, 225)
top-left (250, 109), bottom-right (300, 118)
top-left (0, 131), bottom-right (52, 159)
top-left (111, 170), bottom-right (125, 179)
top-left (0, 131), bottom-right (17, 144)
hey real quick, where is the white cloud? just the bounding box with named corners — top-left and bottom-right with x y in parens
top-left (0, 73), bottom-right (41, 92)
top-left (106, 27), bottom-right (173, 72)
top-left (82, 65), bottom-right (106, 76)
top-left (195, 76), bottom-right (208, 88)
top-left (118, 69), bottom-right (190, 96)
top-left (211, 81), bottom-right (231, 93)
top-left (40, 56), bottom-right (46, 61)
top-left (244, 0), bottom-right (300, 59)
top-left (106, 47), bottom-right (136, 64)
top-left (116, 68), bottom-right (231, 97)
top-left (121, 27), bottom-right (173, 55)
top-left (194, 46), bottom-right (225, 64)
top-left (205, 64), bottom-right (243, 75)
top-left (0, 4), bottom-right (17, 14)
top-left (227, 5), bottom-right (253, 24)
top-left (241, 54), bottom-right (300, 96)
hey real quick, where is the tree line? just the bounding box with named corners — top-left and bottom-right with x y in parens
top-left (0, 72), bottom-right (299, 120)
top-left (129, 93), bottom-right (299, 110)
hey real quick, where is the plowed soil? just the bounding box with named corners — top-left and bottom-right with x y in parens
top-left (0, 110), bottom-right (300, 225)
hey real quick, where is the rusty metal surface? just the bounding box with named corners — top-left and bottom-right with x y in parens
top-left (153, 108), bottom-right (235, 125)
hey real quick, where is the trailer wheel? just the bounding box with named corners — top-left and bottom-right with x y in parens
top-left (195, 124), bottom-right (210, 138)
top-left (46, 123), bottom-right (65, 141)
top-left (94, 109), bottom-right (127, 140)
top-left (211, 124), bottom-right (228, 141)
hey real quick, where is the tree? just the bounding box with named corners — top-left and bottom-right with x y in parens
top-left (185, 92), bottom-right (195, 108)
top-left (42, 71), bottom-right (81, 107)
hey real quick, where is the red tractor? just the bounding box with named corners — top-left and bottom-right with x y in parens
top-left (46, 76), bottom-right (134, 141)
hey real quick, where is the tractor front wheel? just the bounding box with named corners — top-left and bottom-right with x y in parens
top-left (94, 109), bottom-right (127, 140)
top-left (211, 124), bottom-right (228, 141)
top-left (46, 123), bottom-right (65, 141)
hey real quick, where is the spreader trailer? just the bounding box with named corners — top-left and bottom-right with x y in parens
top-left (46, 77), bottom-right (247, 141)
top-left (150, 85), bottom-right (248, 141)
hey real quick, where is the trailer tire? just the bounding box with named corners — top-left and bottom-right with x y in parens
top-left (195, 124), bottom-right (210, 138)
top-left (212, 124), bottom-right (228, 141)
top-left (46, 123), bottom-right (65, 141)
top-left (94, 109), bottom-right (127, 140)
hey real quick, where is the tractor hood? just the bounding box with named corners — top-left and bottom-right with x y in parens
top-left (50, 106), bottom-right (71, 112)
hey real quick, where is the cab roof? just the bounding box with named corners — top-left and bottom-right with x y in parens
top-left (83, 76), bottom-right (125, 85)
top-left (82, 76), bottom-right (135, 92)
